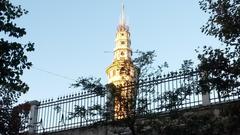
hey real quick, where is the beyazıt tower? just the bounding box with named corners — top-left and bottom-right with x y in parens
top-left (106, 2), bottom-right (137, 119)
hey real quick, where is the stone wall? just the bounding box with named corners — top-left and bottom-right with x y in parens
top-left (43, 125), bottom-right (107, 135)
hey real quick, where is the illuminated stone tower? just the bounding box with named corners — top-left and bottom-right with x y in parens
top-left (106, 1), bottom-right (137, 119)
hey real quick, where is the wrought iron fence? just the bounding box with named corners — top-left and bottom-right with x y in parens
top-left (135, 71), bottom-right (201, 115)
top-left (35, 91), bottom-right (106, 133)
top-left (31, 70), bottom-right (240, 133)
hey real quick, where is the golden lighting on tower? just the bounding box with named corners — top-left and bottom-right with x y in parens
top-left (106, 1), bottom-right (137, 119)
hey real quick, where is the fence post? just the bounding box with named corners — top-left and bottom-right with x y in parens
top-left (202, 92), bottom-right (210, 106)
top-left (29, 100), bottom-right (40, 134)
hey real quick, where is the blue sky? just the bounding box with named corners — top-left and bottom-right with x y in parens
top-left (14, 1), bottom-right (220, 103)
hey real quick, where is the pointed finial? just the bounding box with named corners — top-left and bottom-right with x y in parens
top-left (119, 0), bottom-right (126, 26)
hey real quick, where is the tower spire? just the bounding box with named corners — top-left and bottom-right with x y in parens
top-left (119, 0), bottom-right (126, 26)
top-left (106, 0), bottom-right (136, 120)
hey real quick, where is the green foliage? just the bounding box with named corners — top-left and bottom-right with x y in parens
top-left (9, 103), bottom-right (31, 134)
top-left (88, 104), bottom-right (104, 116)
top-left (197, 0), bottom-right (240, 100)
top-left (0, 102), bottom-right (31, 135)
top-left (0, 0), bottom-right (34, 103)
top-left (199, 0), bottom-right (240, 46)
top-left (133, 50), bottom-right (168, 79)
top-left (71, 77), bottom-right (105, 96)
top-left (68, 106), bottom-right (87, 120)
top-left (160, 86), bottom-right (192, 111)
top-left (0, 0), bottom-right (34, 134)
top-left (66, 104), bottom-right (105, 123)
top-left (197, 46), bottom-right (239, 98)
top-left (180, 59), bottom-right (194, 72)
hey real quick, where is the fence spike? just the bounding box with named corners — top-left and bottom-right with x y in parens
top-left (179, 71), bottom-right (183, 75)
top-left (170, 72), bottom-right (174, 77)
top-left (175, 71), bottom-right (178, 76)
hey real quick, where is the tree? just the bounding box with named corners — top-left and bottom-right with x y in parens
top-left (70, 50), bottom-right (168, 135)
top-left (0, 0), bottom-right (34, 134)
top-left (200, 0), bottom-right (240, 46)
top-left (197, 0), bottom-right (240, 100)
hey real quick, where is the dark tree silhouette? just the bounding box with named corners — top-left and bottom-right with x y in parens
top-left (197, 0), bottom-right (240, 100)
top-left (200, 0), bottom-right (240, 45)
top-left (0, 0), bottom-right (34, 134)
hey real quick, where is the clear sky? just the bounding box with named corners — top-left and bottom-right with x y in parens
top-left (13, 0), bottom-right (220, 103)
